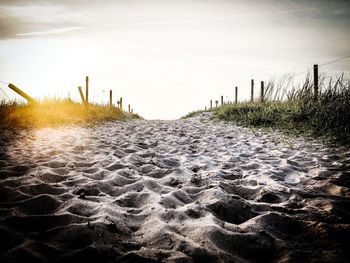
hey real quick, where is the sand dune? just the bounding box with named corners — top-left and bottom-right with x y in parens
top-left (0, 113), bottom-right (349, 262)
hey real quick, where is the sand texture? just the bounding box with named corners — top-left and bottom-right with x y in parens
top-left (0, 113), bottom-right (349, 262)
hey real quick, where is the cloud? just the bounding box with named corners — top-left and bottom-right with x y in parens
top-left (105, 7), bottom-right (318, 27)
top-left (0, 0), bottom-right (349, 42)
top-left (0, 3), bottom-right (85, 40)
top-left (16, 27), bottom-right (83, 36)
top-left (0, 13), bottom-right (26, 39)
top-left (0, 12), bottom-right (82, 40)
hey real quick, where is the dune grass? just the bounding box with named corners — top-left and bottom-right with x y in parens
top-left (182, 109), bottom-right (214, 119)
top-left (0, 98), bottom-right (140, 129)
top-left (186, 74), bottom-right (350, 146)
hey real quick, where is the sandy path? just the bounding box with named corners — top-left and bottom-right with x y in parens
top-left (0, 113), bottom-right (349, 262)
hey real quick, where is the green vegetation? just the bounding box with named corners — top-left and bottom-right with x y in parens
top-left (0, 98), bottom-right (140, 129)
top-left (187, 74), bottom-right (350, 146)
top-left (181, 108), bottom-right (215, 119)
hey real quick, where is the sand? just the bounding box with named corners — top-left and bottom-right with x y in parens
top-left (0, 112), bottom-right (349, 262)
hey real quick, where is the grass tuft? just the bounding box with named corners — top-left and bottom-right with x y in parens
top-left (0, 98), bottom-right (140, 129)
top-left (185, 74), bottom-right (350, 146)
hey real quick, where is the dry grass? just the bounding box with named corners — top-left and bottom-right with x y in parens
top-left (216, 74), bottom-right (350, 145)
top-left (184, 73), bottom-right (350, 146)
top-left (0, 98), bottom-right (140, 129)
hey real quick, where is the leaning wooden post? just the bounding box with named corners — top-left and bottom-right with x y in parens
top-left (210, 100), bottom-right (212, 110)
top-left (77, 86), bottom-right (86, 104)
top-left (109, 90), bottom-right (112, 106)
top-left (221, 95), bottom-right (224, 106)
top-left (251, 79), bottom-right (254, 102)
top-left (8, 83), bottom-right (37, 104)
top-left (314, 64), bottom-right (318, 100)
top-left (235, 86), bottom-right (238, 104)
top-left (119, 97), bottom-right (123, 111)
top-left (260, 81), bottom-right (264, 103)
top-left (85, 76), bottom-right (89, 104)
top-left (128, 104), bottom-right (131, 113)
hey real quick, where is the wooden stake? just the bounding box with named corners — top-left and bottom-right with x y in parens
top-left (128, 104), bottom-right (131, 113)
top-left (235, 86), bottom-right (238, 104)
top-left (85, 76), bottom-right (89, 104)
top-left (109, 90), bottom-right (112, 106)
top-left (221, 95), bottom-right (224, 106)
top-left (260, 81), bottom-right (264, 103)
top-left (119, 97), bottom-right (123, 111)
top-left (314, 64), bottom-right (318, 100)
top-left (8, 83), bottom-right (37, 104)
top-left (77, 86), bottom-right (86, 104)
top-left (210, 100), bottom-right (212, 110)
top-left (215, 100), bottom-right (218, 108)
top-left (251, 79), bottom-right (254, 102)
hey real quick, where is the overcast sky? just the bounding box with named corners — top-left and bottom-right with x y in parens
top-left (0, 0), bottom-right (349, 119)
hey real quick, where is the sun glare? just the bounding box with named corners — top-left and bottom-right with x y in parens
top-left (2, 37), bottom-right (97, 101)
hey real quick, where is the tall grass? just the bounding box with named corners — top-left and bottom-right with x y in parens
top-left (191, 73), bottom-right (350, 145)
top-left (0, 98), bottom-right (140, 129)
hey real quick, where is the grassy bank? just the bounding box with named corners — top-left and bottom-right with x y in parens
top-left (186, 75), bottom-right (350, 146)
top-left (0, 98), bottom-right (140, 129)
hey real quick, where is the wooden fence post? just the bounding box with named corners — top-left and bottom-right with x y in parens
top-left (251, 79), bottom-right (254, 102)
top-left (235, 86), bottom-right (238, 104)
top-left (109, 90), bottom-right (112, 106)
top-left (210, 100), bottom-right (212, 110)
top-left (128, 104), bottom-right (131, 113)
top-left (8, 83), bottom-right (37, 104)
top-left (260, 81), bottom-right (264, 103)
top-left (119, 97), bottom-right (123, 111)
top-left (85, 76), bottom-right (89, 104)
top-left (77, 86), bottom-right (86, 104)
top-left (221, 95), bottom-right (224, 106)
top-left (205, 106), bottom-right (207, 111)
top-left (215, 100), bottom-right (218, 108)
top-left (314, 64), bottom-right (318, 100)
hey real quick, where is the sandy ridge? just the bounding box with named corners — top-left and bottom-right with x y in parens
top-left (0, 113), bottom-right (349, 262)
